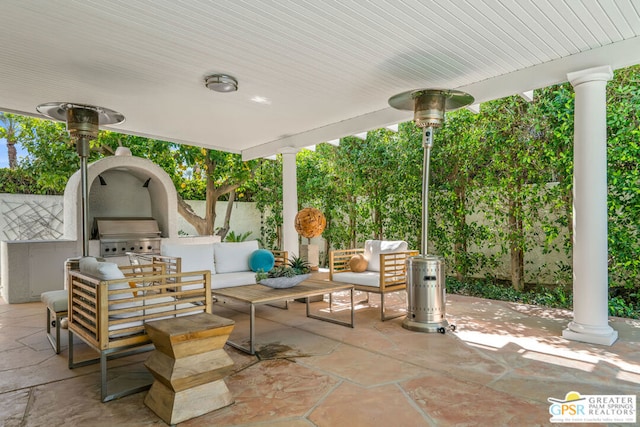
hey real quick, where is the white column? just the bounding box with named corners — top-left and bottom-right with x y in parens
top-left (281, 147), bottom-right (299, 258)
top-left (563, 65), bottom-right (618, 346)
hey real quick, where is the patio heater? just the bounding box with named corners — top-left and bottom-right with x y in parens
top-left (36, 103), bottom-right (125, 256)
top-left (389, 89), bottom-right (473, 333)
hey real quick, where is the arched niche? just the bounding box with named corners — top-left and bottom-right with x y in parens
top-left (63, 154), bottom-right (178, 242)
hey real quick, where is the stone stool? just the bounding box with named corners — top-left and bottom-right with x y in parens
top-left (144, 313), bottom-right (235, 425)
top-left (40, 290), bottom-right (68, 354)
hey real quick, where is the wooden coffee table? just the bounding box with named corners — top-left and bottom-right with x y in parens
top-left (212, 279), bottom-right (354, 354)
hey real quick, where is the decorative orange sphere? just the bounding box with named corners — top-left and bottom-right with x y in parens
top-left (294, 208), bottom-right (326, 238)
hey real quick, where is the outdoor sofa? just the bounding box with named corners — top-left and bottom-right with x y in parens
top-left (157, 240), bottom-right (287, 290)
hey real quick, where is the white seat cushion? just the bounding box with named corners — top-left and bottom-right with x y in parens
top-left (41, 290), bottom-right (68, 312)
top-left (332, 271), bottom-right (380, 288)
top-left (364, 240), bottom-right (408, 272)
top-left (109, 297), bottom-right (198, 336)
top-left (211, 272), bottom-right (256, 289)
top-left (213, 241), bottom-right (259, 274)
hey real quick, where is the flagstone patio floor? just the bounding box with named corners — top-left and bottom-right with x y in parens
top-left (1, 291), bottom-right (638, 426)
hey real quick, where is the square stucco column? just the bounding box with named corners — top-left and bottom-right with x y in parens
top-left (563, 65), bottom-right (618, 346)
top-left (281, 147), bottom-right (299, 258)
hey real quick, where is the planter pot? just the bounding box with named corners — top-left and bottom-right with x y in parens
top-left (259, 274), bottom-right (310, 289)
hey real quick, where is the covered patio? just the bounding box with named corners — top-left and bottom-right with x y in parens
top-left (1, 292), bottom-right (639, 425)
top-left (1, 2), bottom-right (640, 424)
top-left (1, 0), bottom-right (639, 347)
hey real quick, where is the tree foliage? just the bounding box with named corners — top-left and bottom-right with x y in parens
top-left (430, 109), bottom-right (495, 280)
top-left (0, 114), bottom-right (258, 239)
top-left (475, 95), bottom-right (553, 290)
top-left (0, 113), bottom-right (20, 169)
top-left (255, 65), bottom-right (639, 308)
top-left (252, 157), bottom-right (283, 249)
top-left (174, 146), bottom-right (259, 238)
top-left (606, 66), bottom-right (640, 294)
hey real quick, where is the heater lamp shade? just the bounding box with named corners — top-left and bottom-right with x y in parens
top-left (36, 102), bottom-right (125, 125)
top-left (388, 89), bottom-right (474, 112)
top-left (388, 89), bottom-right (474, 127)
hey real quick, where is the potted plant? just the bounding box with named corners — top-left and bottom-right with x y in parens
top-left (255, 255), bottom-right (311, 288)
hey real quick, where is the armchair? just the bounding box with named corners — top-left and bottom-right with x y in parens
top-left (329, 240), bottom-right (418, 321)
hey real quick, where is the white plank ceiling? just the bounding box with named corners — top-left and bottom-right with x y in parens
top-left (1, 0), bottom-right (639, 159)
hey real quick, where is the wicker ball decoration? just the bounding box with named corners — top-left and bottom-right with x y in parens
top-left (349, 254), bottom-right (368, 272)
top-left (294, 208), bottom-right (326, 238)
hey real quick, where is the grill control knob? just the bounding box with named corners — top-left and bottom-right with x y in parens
top-left (147, 245), bottom-right (153, 250)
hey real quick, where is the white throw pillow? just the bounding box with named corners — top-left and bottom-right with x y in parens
top-left (94, 261), bottom-right (126, 280)
top-left (95, 263), bottom-right (142, 314)
top-left (213, 241), bottom-right (259, 274)
top-left (78, 258), bottom-right (137, 312)
top-left (364, 240), bottom-right (408, 272)
top-left (161, 242), bottom-right (215, 275)
top-left (79, 257), bottom-right (124, 280)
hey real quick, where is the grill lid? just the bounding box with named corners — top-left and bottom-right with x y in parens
top-left (94, 217), bottom-right (161, 239)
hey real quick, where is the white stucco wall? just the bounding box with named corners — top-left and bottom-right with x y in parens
top-left (0, 194), bottom-right (262, 242)
top-left (176, 200), bottom-right (261, 240)
top-left (0, 192), bottom-right (261, 303)
top-left (1, 240), bottom-right (78, 302)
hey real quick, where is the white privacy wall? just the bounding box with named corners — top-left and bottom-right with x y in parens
top-left (0, 193), bottom-right (64, 241)
top-left (176, 200), bottom-right (261, 239)
top-left (0, 192), bottom-right (261, 302)
top-left (0, 193), bottom-right (260, 242)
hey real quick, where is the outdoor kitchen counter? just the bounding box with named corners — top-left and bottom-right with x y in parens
top-left (212, 279), bottom-right (354, 354)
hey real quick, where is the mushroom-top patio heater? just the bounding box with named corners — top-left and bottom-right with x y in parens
top-left (389, 89), bottom-right (473, 333)
top-left (36, 103), bottom-right (125, 256)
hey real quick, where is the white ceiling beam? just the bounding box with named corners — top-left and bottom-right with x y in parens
top-left (242, 108), bottom-right (409, 160)
top-left (458, 36), bottom-right (640, 105)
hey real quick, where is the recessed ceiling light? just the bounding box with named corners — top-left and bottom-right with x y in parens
top-left (250, 96), bottom-right (271, 105)
top-left (204, 74), bottom-right (238, 93)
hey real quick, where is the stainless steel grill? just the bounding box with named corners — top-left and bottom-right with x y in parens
top-left (94, 217), bottom-right (161, 257)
